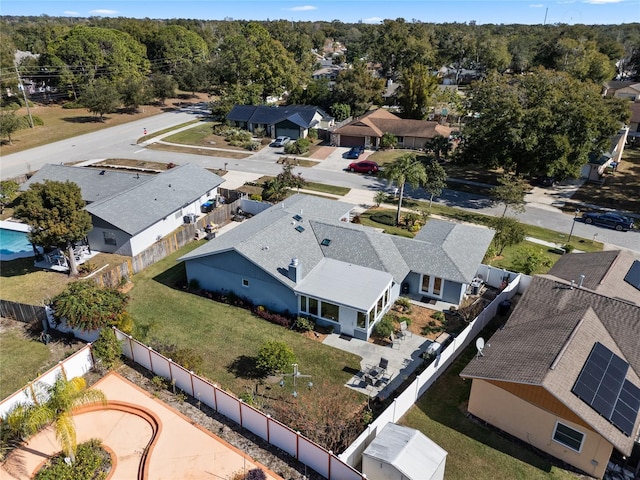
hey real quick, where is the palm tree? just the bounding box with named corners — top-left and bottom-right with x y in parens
top-left (263, 177), bottom-right (288, 202)
top-left (6, 375), bottom-right (106, 463)
top-left (383, 153), bottom-right (427, 225)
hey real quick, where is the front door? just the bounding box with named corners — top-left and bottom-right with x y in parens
top-left (340, 306), bottom-right (357, 337)
top-left (421, 274), bottom-right (443, 299)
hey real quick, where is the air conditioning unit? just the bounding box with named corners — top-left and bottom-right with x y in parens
top-left (183, 213), bottom-right (197, 224)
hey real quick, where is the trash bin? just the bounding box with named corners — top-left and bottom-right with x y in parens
top-left (498, 300), bottom-right (511, 315)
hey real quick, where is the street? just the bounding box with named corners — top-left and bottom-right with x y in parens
top-left (2, 106), bottom-right (638, 253)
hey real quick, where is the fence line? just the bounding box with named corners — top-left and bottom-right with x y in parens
top-left (0, 344), bottom-right (94, 418)
top-left (114, 328), bottom-right (365, 480)
top-left (0, 300), bottom-right (47, 326)
top-left (339, 274), bottom-right (522, 467)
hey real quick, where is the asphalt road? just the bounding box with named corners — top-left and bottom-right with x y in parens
top-left (2, 106), bottom-right (638, 253)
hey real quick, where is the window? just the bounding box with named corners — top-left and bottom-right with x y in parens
top-left (320, 301), bottom-right (339, 321)
top-left (300, 296), bottom-right (307, 313)
top-left (422, 275), bottom-right (431, 292)
top-left (552, 422), bottom-right (584, 452)
top-left (242, 279), bottom-right (249, 287)
top-left (421, 274), bottom-right (444, 298)
top-left (309, 298), bottom-right (318, 316)
top-left (357, 311), bottom-right (367, 328)
top-left (103, 232), bottom-right (116, 246)
top-left (433, 277), bottom-right (442, 296)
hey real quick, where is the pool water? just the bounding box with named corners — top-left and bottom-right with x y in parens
top-left (0, 228), bottom-right (36, 260)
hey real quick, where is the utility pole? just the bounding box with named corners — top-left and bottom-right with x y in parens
top-left (15, 65), bottom-right (34, 128)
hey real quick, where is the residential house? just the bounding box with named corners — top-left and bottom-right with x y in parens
top-left (460, 250), bottom-right (640, 479)
top-left (362, 422), bottom-right (447, 480)
top-left (20, 163), bottom-right (224, 256)
top-left (331, 108), bottom-right (452, 149)
top-left (226, 105), bottom-right (334, 140)
top-left (179, 194), bottom-right (494, 340)
top-left (603, 81), bottom-right (640, 101)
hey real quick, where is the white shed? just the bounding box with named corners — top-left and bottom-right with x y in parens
top-left (362, 423), bottom-right (447, 480)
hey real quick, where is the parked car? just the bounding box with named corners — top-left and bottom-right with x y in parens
top-left (344, 146), bottom-right (364, 159)
top-left (582, 212), bottom-right (634, 231)
top-left (271, 136), bottom-right (290, 147)
top-left (537, 176), bottom-right (556, 187)
top-left (348, 161), bottom-right (379, 174)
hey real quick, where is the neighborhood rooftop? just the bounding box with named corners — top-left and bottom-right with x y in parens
top-left (227, 105), bottom-right (333, 129)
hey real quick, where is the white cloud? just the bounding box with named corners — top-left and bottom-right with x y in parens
top-left (362, 16), bottom-right (384, 23)
top-left (287, 5), bottom-right (317, 12)
top-left (582, 0), bottom-right (623, 3)
top-left (63, 11), bottom-right (79, 15)
top-left (529, 4), bottom-right (545, 7)
top-left (89, 9), bottom-right (119, 15)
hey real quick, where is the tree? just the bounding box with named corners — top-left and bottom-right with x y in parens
top-left (14, 180), bottom-right (92, 276)
top-left (492, 174), bottom-right (528, 216)
top-left (51, 281), bottom-right (128, 331)
top-left (150, 74), bottom-right (177, 105)
top-left (330, 103), bottom-right (351, 122)
top-left (255, 341), bottom-right (296, 375)
top-left (383, 153), bottom-right (427, 225)
top-left (81, 79), bottom-right (120, 122)
top-left (374, 190), bottom-right (388, 207)
top-left (379, 132), bottom-right (398, 150)
top-left (0, 110), bottom-right (23, 145)
top-left (0, 179), bottom-right (19, 213)
top-left (147, 24), bottom-right (208, 75)
top-left (118, 77), bottom-right (151, 113)
top-left (262, 177), bottom-right (288, 203)
top-left (514, 246), bottom-right (553, 275)
top-left (333, 61), bottom-right (385, 116)
top-left (6, 375), bottom-right (106, 463)
top-left (424, 135), bottom-right (451, 160)
top-left (397, 63), bottom-right (438, 119)
top-left (276, 162), bottom-right (307, 190)
top-left (461, 69), bottom-right (630, 178)
top-left (423, 160), bottom-right (447, 208)
top-left (490, 216), bottom-right (526, 255)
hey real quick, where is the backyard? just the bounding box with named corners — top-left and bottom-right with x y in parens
top-left (400, 315), bottom-right (580, 480)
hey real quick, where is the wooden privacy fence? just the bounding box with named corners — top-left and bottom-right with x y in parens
top-left (91, 197), bottom-right (244, 287)
top-left (114, 328), bottom-right (365, 480)
top-left (0, 300), bottom-right (47, 326)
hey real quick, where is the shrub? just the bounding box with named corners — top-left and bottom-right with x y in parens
top-left (250, 194), bottom-right (263, 201)
top-left (246, 469), bottom-right (267, 480)
top-left (370, 212), bottom-right (396, 226)
top-left (284, 137), bottom-right (310, 155)
top-left (247, 141), bottom-right (260, 151)
top-left (373, 315), bottom-right (394, 339)
top-left (35, 439), bottom-right (110, 480)
top-left (114, 311), bottom-right (134, 334)
top-left (254, 307), bottom-right (291, 327)
top-left (151, 341), bottom-right (204, 374)
top-left (307, 129), bottom-right (318, 140)
top-left (563, 243), bottom-right (575, 253)
top-left (78, 261), bottom-right (96, 275)
top-left (92, 328), bottom-right (121, 370)
top-left (62, 100), bottom-right (85, 109)
top-left (293, 316), bottom-right (314, 332)
top-left (431, 311), bottom-right (445, 322)
top-left (256, 341), bottom-right (296, 375)
top-left (394, 297), bottom-right (412, 313)
top-left (352, 214), bottom-right (361, 224)
top-left (253, 126), bottom-right (266, 138)
top-left (188, 278), bottom-right (201, 291)
top-left (398, 316), bottom-right (412, 327)
top-left (152, 375), bottom-right (168, 390)
top-left (380, 132), bottom-right (398, 149)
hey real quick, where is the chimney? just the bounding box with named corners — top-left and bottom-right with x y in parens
top-left (578, 274), bottom-right (585, 288)
top-left (288, 257), bottom-right (302, 283)
top-left (570, 280), bottom-right (575, 290)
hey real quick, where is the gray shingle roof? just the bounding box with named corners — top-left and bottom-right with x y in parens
top-left (20, 164), bottom-right (152, 203)
top-left (226, 105), bottom-right (332, 128)
top-left (460, 273), bottom-right (640, 453)
top-left (180, 195), bottom-right (494, 300)
top-left (85, 164), bottom-right (223, 235)
top-left (548, 250), bottom-right (640, 305)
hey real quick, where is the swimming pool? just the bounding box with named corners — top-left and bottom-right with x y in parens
top-left (0, 226), bottom-right (36, 261)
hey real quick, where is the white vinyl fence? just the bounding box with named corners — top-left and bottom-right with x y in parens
top-left (339, 272), bottom-right (524, 467)
top-left (114, 329), bottom-right (364, 480)
top-left (0, 345), bottom-right (94, 418)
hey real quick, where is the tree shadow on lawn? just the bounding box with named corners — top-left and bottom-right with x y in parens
top-left (227, 355), bottom-right (263, 380)
top-left (0, 256), bottom-right (42, 278)
top-left (61, 116), bottom-right (108, 123)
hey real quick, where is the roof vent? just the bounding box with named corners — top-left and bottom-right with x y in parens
top-left (578, 274), bottom-right (585, 288)
top-left (99, 170), bottom-right (105, 175)
top-left (570, 280), bottom-right (575, 290)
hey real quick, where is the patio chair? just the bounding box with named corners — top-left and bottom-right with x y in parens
top-left (398, 320), bottom-right (411, 340)
top-left (389, 332), bottom-right (401, 349)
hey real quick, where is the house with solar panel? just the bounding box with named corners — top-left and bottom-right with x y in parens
top-left (226, 105), bottom-right (334, 140)
top-left (460, 250), bottom-right (640, 479)
top-left (179, 194), bottom-right (494, 341)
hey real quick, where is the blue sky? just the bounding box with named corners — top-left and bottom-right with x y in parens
top-left (1, 0), bottom-right (637, 25)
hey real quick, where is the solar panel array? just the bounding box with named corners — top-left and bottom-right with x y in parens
top-left (572, 342), bottom-right (640, 437)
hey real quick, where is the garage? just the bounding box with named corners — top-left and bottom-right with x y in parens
top-left (275, 119), bottom-right (302, 140)
top-left (339, 135), bottom-right (365, 147)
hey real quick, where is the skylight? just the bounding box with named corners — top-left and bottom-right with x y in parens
top-left (293, 214), bottom-right (303, 222)
top-left (295, 225), bottom-right (305, 233)
top-left (321, 238), bottom-right (331, 246)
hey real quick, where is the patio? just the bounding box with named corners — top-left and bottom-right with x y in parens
top-left (323, 332), bottom-right (432, 400)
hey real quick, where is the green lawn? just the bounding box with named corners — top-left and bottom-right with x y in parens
top-left (162, 121), bottom-right (218, 145)
top-left (136, 119), bottom-right (201, 143)
top-left (304, 182), bottom-right (350, 196)
top-left (400, 317), bottom-right (578, 480)
top-left (489, 240), bottom-right (563, 275)
top-left (0, 330), bottom-right (51, 399)
top-left (126, 241), bottom-right (362, 401)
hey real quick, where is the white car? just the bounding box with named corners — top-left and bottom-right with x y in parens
top-left (271, 136), bottom-right (290, 147)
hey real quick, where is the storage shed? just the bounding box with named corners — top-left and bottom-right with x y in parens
top-left (362, 423), bottom-right (447, 480)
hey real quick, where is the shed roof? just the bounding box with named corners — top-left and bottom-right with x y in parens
top-left (364, 423), bottom-right (447, 480)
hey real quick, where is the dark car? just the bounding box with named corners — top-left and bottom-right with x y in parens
top-left (582, 212), bottom-right (634, 231)
top-left (344, 146), bottom-right (364, 159)
top-left (348, 161), bottom-right (379, 174)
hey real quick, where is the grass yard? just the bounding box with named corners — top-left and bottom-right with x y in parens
top-left (488, 240), bottom-right (564, 275)
top-left (0, 327), bottom-right (51, 399)
top-left (400, 317), bottom-right (578, 480)
top-left (126, 241), bottom-right (363, 404)
top-left (304, 182), bottom-right (350, 196)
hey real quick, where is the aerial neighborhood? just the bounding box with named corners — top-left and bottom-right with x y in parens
top-left (1, 6), bottom-right (639, 480)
